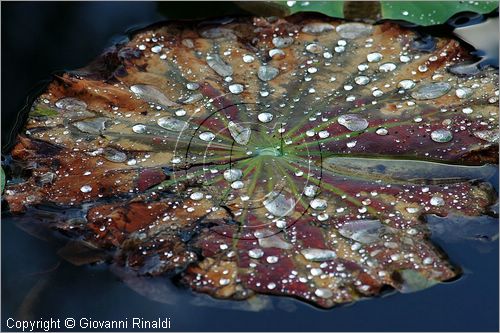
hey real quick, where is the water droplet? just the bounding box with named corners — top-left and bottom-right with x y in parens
top-left (200, 27), bottom-right (235, 39)
top-left (358, 63), bottom-right (369, 71)
top-left (55, 97), bottom-right (87, 111)
top-left (473, 130), bottom-right (499, 143)
top-left (302, 22), bottom-right (335, 35)
top-left (402, 11), bottom-right (409, 16)
top-left (258, 65), bottom-right (279, 81)
top-left (151, 45), bottom-right (162, 53)
top-left (379, 62), bottom-right (397, 72)
top-left (73, 117), bottom-right (108, 134)
top-left (423, 257), bottom-right (434, 265)
top-left (190, 192), bottom-right (204, 201)
top-left (307, 67), bottom-right (318, 74)
top-left (266, 256), bottom-right (279, 264)
top-left (315, 288), bottom-right (333, 298)
top-left (231, 180), bottom-right (244, 189)
top-left (206, 54), bottom-right (233, 77)
top-left (455, 87), bottom-right (472, 99)
top-left (180, 93), bottom-right (203, 105)
top-left (219, 278), bottom-right (230, 286)
top-left (462, 107), bottom-right (473, 114)
top-left (354, 75), bottom-right (370, 85)
top-left (175, 109), bottom-right (187, 117)
top-left (157, 117), bottom-right (188, 131)
top-left (248, 248), bottom-right (264, 259)
top-left (267, 282), bottom-right (277, 290)
top-left (318, 130), bottom-right (330, 138)
top-left (304, 184), bottom-right (318, 197)
top-left (264, 191), bottom-right (295, 217)
top-left (430, 129), bottom-right (453, 143)
top-left (400, 55), bottom-right (411, 63)
top-left (338, 220), bottom-right (383, 244)
top-left (103, 147), bottom-right (127, 163)
top-left (258, 112), bottom-right (274, 123)
top-left (376, 128), bottom-right (388, 135)
top-left (411, 82), bottom-right (451, 100)
top-left (300, 248), bottom-right (336, 261)
top-left (269, 49), bottom-right (286, 59)
top-left (131, 84), bottom-right (178, 107)
top-left (275, 219), bottom-right (287, 229)
top-left (310, 198), bottom-right (327, 210)
top-left (406, 207), bottom-right (419, 214)
top-left (366, 52), bottom-right (383, 63)
top-left (132, 124), bottom-right (147, 134)
top-left (223, 169), bottom-right (242, 182)
top-left (272, 36), bottom-right (294, 48)
top-left (186, 82), bottom-right (200, 90)
top-left (242, 54), bottom-right (255, 63)
top-left (336, 23), bottom-right (373, 39)
top-left (430, 196), bottom-right (445, 206)
top-left (337, 114), bottom-right (369, 131)
top-left (228, 121), bottom-right (251, 145)
top-left (199, 131), bottom-right (215, 141)
top-left (305, 43), bottom-right (323, 54)
top-left (80, 185), bottom-right (92, 193)
top-left (398, 79), bottom-right (416, 90)
top-left (229, 83), bottom-right (244, 94)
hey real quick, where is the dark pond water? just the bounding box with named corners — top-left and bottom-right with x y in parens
top-left (1, 2), bottom-right (499, 332)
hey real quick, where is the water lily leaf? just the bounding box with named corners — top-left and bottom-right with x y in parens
top-left (380, 1), bottom-right (498, 26)
top-left (3, 15), bottom-right (498, 309)
top-left (265, 1), bottom-right (499, 26)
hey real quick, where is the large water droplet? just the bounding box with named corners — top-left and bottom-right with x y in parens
top-left (354, 76), bottom-right (370, 85)
top-left (258, 65), bottom-right (279, 81)
top-left (228, 121), bottom-right (251, 145)
top-left (315, 288), bottom-right (333, 298)
top-left (337, 114), bottom-right (369, 131)
top-left (305, 43), bottom-right (323, 54)
top-left (223, 169), bottom-right (243, 182)
top-left (199, 131), bottom-right (215, 141)
top-left (55, 97), bottom-right (87, 111)
top-left (132, 124), bottom-right (147, 134)
top-left (73, 117), bottom-right (108, 134)
top-left (131, 84), bottom-right (178, 107)
top-left (206, 54), bottom-right (233, 77)
top-left (229, 83), bottom-right (244, 94)
top-left (338, 220), bottom-right (383, 244)
top-left (430, 129), bottom-right (453, 143)
top-left (80, 185), bottom-right (92, 193)
top-left (310, 198), bottom-right (327, 210)
top-left (398, 80), bottom-right (416, 90)
top-left (257, 112), bottom-right (274, 123)
top-left (379, 62), bottom-right (397, 72)
top-left (103, 147), bottom-right (127, 163)
top-left (263, 191), bottom-right (295, 217)
top-left (157, 117), bottom-right (188, 131)
top-left (302, 22), bottom-right (335, 35)
top-left (272, 36), bottom-right (294, 48)
top-left (366, 52), bottom-right (383, 63)
top-left (411, 82), bottom-right (451, 100)
top-left (336, 23), bottom-right (373, 39)
top-left (300, 248), bottom-right (336, 261)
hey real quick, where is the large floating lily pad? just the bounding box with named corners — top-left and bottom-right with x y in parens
top-left (3, 14), bottom-right (498, 308)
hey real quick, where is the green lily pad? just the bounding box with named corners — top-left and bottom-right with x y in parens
top-left (381, 1), bottom-right (498, 26)
top-left (259, 1), bottom-right (498, 26)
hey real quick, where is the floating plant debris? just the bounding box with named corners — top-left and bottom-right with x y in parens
top-left (3, 15), bottom-right (498, 309)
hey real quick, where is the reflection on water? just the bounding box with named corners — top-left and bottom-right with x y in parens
top-left (1, 2), bottom-right (499, 332)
